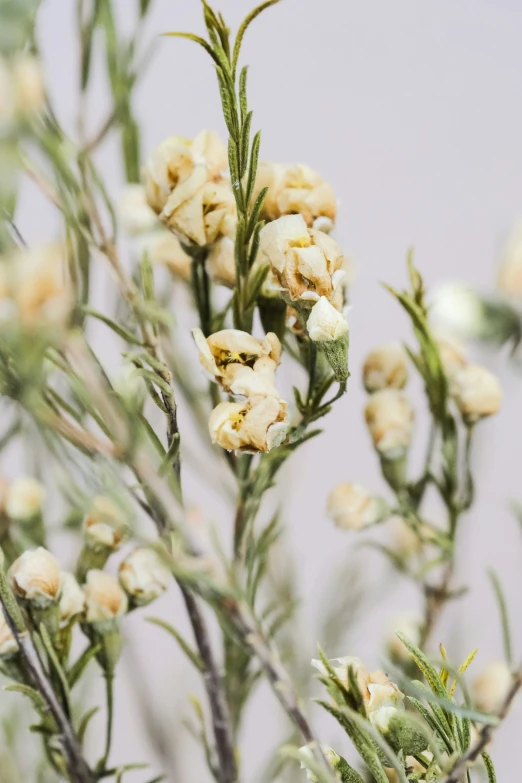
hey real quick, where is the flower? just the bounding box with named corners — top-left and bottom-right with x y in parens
top-left (83, 496), bottom-right (127, 552)
top-left (9, 547), bottom-right (62, 607)
top-left (0, 608), bottom-right (18, 657)
top-left (390, 517), bottom-right (422, 557)
top-left (254, 162), bottom-right (336, 228)
top-left (5, 477), bottom-right (44, 520)
top-left (450, 364), bottom-right (502, 424)
top-left (59, 572), bottom-right (85, 626)
top-left (258, 214), bottom-right (345, 305)
top-left (0, 244), bottom-right (72, 329)
top-left (206, 236), bottom-right (236, 287)
top-left (118, 184), bottom-right (159, 235)
top-left (209, 396), bottom-right (289, 453)
top-left (497, 222), bottom-right (522, 298)
top-left (133, 230), bottom-right (192, 281)
top-left (192, 328), bottom-right (282, 399)
top-left (326, 483), bottom-right (388, 531)
top-left (307, 296), bottom-right (348, 342)
top-left (436, 336), bottom-right (467, 378)
top-left (362, 343), bottom-right (408, 393)
top-left (386, 614), bottom-right (423, 662)
top-left (429, 282), bottom-right (486, 340)
top-left (143, 131), bottom-right (236, 247)
top-left (12, 55), bottom-right (45, 116)
top-left (364, 389), bottom-right (414, 460)
top-left (119, 548), bottom-right (172, 607)
top-left (472, 661), bottom-right (512, 714)
top-left (83, 570), bottom-right (128, 624)
top-left (112, 362), bottom-right (146, 409)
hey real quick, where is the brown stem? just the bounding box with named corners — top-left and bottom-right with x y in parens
top-left (180, 585), bottom-right (238, 783)
top-left (442, 668), bottom-right (522, 782)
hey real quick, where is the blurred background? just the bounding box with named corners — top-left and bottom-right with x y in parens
top-left (7, 0), bottom-right (522, 779)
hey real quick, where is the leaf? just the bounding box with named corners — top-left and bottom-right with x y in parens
top-left (489, 569), bottom-right (513, 665)
top-left (395, 632), bottom-right (448, 699)
top-left (246, 130), bottom-right (262, 204)
top-left (39, 623), bottom-right (72, 714)
top-left (5, 684), bottom-right (47, 713)
top-left (146, 618), bottom-right (204, 671)
top-left (162, 32), bottom-right (221, 67)
top-left (68, 643), bottom-right (101, 687)
top-left (408, 696), bottom-right (453, 754)
top-left (449, 648), bottom-right (478, 699)
top-left (77, 706), bottom-right (99, 745)
top-left (239, 65), bottom-right (249, 120)
top-left (482, 751), bottom-right (497, 782)
top-left (232, 0), bottom-right (281, 74)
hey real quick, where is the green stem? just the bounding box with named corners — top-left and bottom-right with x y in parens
top-left (98, 673), bottom-right (114, 773)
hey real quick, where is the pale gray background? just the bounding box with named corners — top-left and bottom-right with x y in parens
top-left (11, 0), bottom-right (522, 779)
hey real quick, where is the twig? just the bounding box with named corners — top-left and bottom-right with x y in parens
top-left (442, 668), bottom-right (522, 782)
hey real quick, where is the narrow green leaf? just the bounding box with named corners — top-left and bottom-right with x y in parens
top-left (77, 706), bottom-right (99, 744)
top-left (39, 624), bottom-right (72, 714)
top-left (81, 307), bottom-right (143, 345)
top-left (247, 186), bottom-right (268, 239)
top-left (246, 130), bottom-right (262, 204)
top-left (146, 618), bottom-right (204, 671)
top-left (396, 632), bottom-right (448, 699)
top-left (68, 644), bottom-right (101, 688)
top-left (232, 0), bottom-right (281, 75)
top-left (240, 110), bottom-right (253, 177)
top-left (239, 66), bottom-right (249, 121)
top-left (162, 32), bottom-right (221, 67)
top-left (5, 683), bottom-right (47, 712)
top-left (482, 751), bottom-right (497, 782)
top-left (489, 569), bottom-right (513, 665)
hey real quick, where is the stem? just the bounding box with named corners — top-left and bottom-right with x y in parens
top-left (98, 674), bottom-right (114, 773)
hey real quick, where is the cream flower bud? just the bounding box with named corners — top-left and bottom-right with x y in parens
top-left (12, 55), bottom-right (45, 116)
top-left (436, 337), bottom-right (467, 378)
top-left (119, 548), bottom-right (172, 607)
top-left (362, 343), bottom-right (408, 393)
top-left (365, 389), bottom-right (414, 460)
top-left (386, 614), bottom-right (423, 662)
top-left (326, 482), bottom-right (388, 531)
top-left (450, 364), bottom-right (502, 424)
top-left (498, 222), bottom-right (522, 298)
top-left (192, 328), bottom-right (282, 398)
top-left (5, 477), bottom-right (44, 520)
top-left (390, 517), bottom-right (422, 558)
top-left (133, 230), bottom-right (192, 281)
top-left (206, 236), bottom-right (236, 288)
top-left (118, 184), bottom-right (158, 235)
top-left (112, 362), bottom-right (146, 409)
top-left (258, 214), bottom-right (345, 305)
top-left (0, 608), bottom-right (18, 657)
top-left (59, 572), bottom-right (85, 626)
top-left (254, 162), bottom-right (337, 227)
top-left (83, 496), bottom-right (127, 552)
top-left (209, 396), bottom-right (289, 453)
top-left (9, 547), bottom-right (62, 607)
top-left (472, 661), bottom-right (512, 714)
top-left (430, 282), bottom-right (486, 340)
top-left (0, 244), bottom-right (72, 329)
top-left (307, 296), bottom-right (348, 342)
top-left (83, 570), bottom-right (128, 624)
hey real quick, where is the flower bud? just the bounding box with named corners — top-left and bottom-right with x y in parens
top-left (390, 517), bottom-right (422, 558)
top-left (430, 282), bottom-right (486, 340)
top-left (364, 389), bottom-right (414, 461)
top-left (362, 343), bottom-right (408, 393)
top-left (253, 162), bottom-right (337, 227)
top-left (498, 222), bottom-right (522, 299)
top-left (307, 297), bottom-right (349, 381)
top-left (0, 607), bottom-right (18, 658)
top-left (82, 496), bottom-right (127, 553)
top-left (12, 55), bottom-right (45, 116)
top-left (436, 336), bottom-right (467, 379)
top-left (118, 184), bottom-right (158, 236)
top-left (472, 661), bottom-right (512, 714)
top-left (83, 570), bottom-right (128, 625)
top-left (206, 236), bottom-right (236, 287)
top-left (5, 477), bottom-right (44, 521)
top-left (450, 364), bottom-right (502, 424)
top-left (258, 214), bottom-right (345, 307)
top-left (118, 548), bottom-right (172, 607)
top-left (326, 483), bottom-right (389, 531)
top-left (8, 547), bottom-right (61, 607)
top-left (112, 362), bottom-right (147, 410)
top-left (59, 572), bottom-right (85, 627)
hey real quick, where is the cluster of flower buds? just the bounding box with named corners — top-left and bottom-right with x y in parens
top-left (0, 53), bottom-right (45, 126)
top-left (193, 328), bottom-right (289, 453)
top-left (77, 495), bottom-right (128, 581)
top-left (253, 161), bottom-right (337, 231)
top-left (0, 244), bottom-right (72, 332)
top-left (326, 482), bottom-right (388, 531)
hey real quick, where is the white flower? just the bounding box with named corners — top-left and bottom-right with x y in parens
top-left (119, 548), bottom-right (172, 606)
top-left (192, 328), bottom-right (282, 399)
top-left (362, 343), bottom-right (408, 393)
top-left (209, 396), bottom-right (289, 453)
top-left (472, 661), bottom-right (512, 714)
top-left (83, 496), bottom-right (127, 552)
top-left (386, 614), bottom-right (423, 662)
top-left (326, 482), bottom-right (388, 531)
top-left (118, 184), bottom-right (159, 235)
top-left (6, 477), bottom-right (44, 520)
top-left (364, 389), bottom-right (415, 460)
top-left (0, 608), bottom-right (18, 657)
top-left (83, 570), bottom-right (128, 624)
top-left (307, 296), bottom-right (348, 342)
top-left (436, 336), bottom-right (467, 378)
top-left (253, 162), bottom-right (337, 227)
top-left (9, 548), bottom-right (62, 607)
top-left (258, 214), bottom-right (345, 304)
top-left (59, 572), bottom-right (85, 626)
top-left (430, 282), bottom-right (486, 340)
top-left (450, 364), bottom-right (502, 423)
